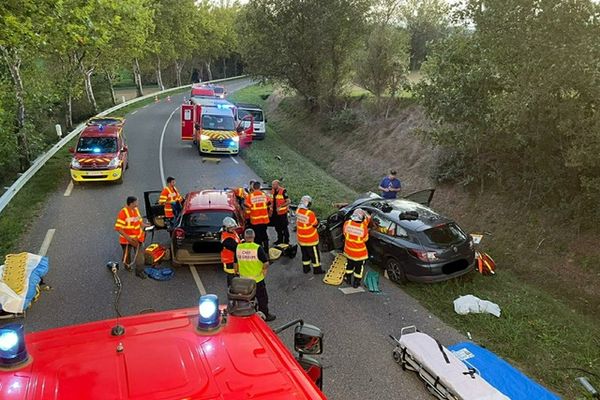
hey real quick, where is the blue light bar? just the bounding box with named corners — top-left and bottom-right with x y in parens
top-left (198, 294), bottom-right (220, 331)
top-left (92, 148), bottom-right (101, 153)
top-left (0, 324), bottom-right (29, 368)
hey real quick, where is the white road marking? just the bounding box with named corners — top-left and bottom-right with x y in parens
top-left (159, 106), bottom-right (180, 186)
top-left (38, 229), bottom-right (56, 256)
top-left (142, 104), bottom-right (149, 109)
top-left (230, 155), bottom-right (239, 164)
top-left (63, 181), bottom-right (74, 197)
top-left (131, 110), bottom-right (138, 115)
top-left (190, 266), bottom-right (207, 295)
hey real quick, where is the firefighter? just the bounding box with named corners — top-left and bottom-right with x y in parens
top-left (114, 196), bottom-right (150, 279)
top-left (244, 181), bottom-right (271, 253)
top-left (343, 208), bottom-right (371, 288)
top-left (159, 177), bottom-right (183, 223)
top-left (296, 195), bottom-right (324, 274)
top-left (234, 229), bottom-right (276, 321)
top-left (242, 180), bottom-right (255, 226)
top-left (270, 180), bottom-right (290, 245)
top-left (221, 217), bottom-right (241, 287)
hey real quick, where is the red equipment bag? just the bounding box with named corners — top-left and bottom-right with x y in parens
top-left (145, 244), bottom-right (167, 265)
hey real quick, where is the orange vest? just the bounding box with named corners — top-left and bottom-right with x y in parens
top-left (221, 230), bottom-right (241, 265)
top-left (272, 187), bottom-right (289, 216)
top-left (343, 219), bottom-right (369, 261)
top-left (159, 186), bottom-right (182, 218)
top-left (245, 190), bottom-right (270, 225)
top-left (296, 208), bottom-right (319, 246)
top-left (114, 207), bottom-right (145, 245)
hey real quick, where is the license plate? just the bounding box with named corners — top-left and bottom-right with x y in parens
top-left (86, 171), bottom-right (105, 176)
top-left (215, 148), bottom-right (229, 151)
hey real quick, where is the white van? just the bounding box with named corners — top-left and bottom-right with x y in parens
top-left (236, 103), bottom-right (266, 139)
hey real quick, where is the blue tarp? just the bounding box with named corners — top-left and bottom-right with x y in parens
top-left (24, 255), bottom-right (49, 309)
top-left (448, 342), bottom-right (561, 400)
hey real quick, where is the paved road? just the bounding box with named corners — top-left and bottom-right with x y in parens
top-left (16, 79), bottom-right (465, 399)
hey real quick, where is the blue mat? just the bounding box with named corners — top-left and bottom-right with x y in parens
top-left (448, 342), bottom-right (561, 400)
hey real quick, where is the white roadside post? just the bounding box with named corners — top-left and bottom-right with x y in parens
top-left (55, 124), bottom-right (62, 139)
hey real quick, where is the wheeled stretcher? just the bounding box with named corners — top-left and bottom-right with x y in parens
top-left (391, 326), bottom-right (510, 400)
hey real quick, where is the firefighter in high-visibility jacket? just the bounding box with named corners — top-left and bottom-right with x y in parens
top-left (114, 196), bottom-right (150, 279)
top-left (221, 217), bottom-right (241, 287)
top-left (270, 180), bottom-right (290, 245)
top-left (296, 195), bottom-right (324, 274)
top-left (159, 176), bottom-right (183, 221)
top-left (343, 208), bottom-right (371, 288)
top-left (244, 181), bottom-right (271, 252)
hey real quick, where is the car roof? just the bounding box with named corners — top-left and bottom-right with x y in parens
top-left (185, 190), bottom-right (236, 211)
top-left (0, 308), bottom-right (324, 399)
top-left (235, 102), bottom-right (262, 110)
top-left (201, 107), bottom-right (235, 117)
top-left (79, 124), bottom-right (121, 138)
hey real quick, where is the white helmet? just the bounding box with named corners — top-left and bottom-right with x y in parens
top-left (223, 217), bottom-right (238, 229)
top-left (299, 195), bottom-right (312, 209)
top-left (350, 209), bottom-right (367, 222)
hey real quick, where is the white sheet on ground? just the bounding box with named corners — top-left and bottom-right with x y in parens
top-left (453, 295), bottom-right (501, 318)
top-left (400, 331), bottom-right (510, 400)
top-left (0, 253), bottom-right (44, 313)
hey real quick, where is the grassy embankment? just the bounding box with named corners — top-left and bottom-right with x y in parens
top-left (0, 87), bottom-right (191, 262)
top-left (229, 84), bottom-right (599, 399)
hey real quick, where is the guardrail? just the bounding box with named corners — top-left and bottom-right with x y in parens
top-left (0, 75), bottom-right (248, 216)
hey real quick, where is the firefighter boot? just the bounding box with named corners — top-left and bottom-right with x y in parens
top-left (313, 266), bottom-right (325, 275)
top-left (303, 263), bottom-right (311, 274)
top-left (352, 278), bottom-right (361, 288)
top-left (344, 273), bottom-right (352, 285)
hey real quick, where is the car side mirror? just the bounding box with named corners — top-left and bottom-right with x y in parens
top-left (194, 123), bottom-right (200, 131)
top-left (121, 146), bottom-right (128, 152)
top-left (264, 118), bottom-right (268, 123)
top-left (236, 125), bottom-right (244, 133)
top-left (294, 323), bottom-right (323, 355)
top-left (68, 147), bottom-right (75, 153)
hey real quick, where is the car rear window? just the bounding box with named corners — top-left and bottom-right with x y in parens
top-left (183, 211), bottom-right (235, 228)
top-left (76, 137), bottom-right (117, 154)
top-left (213, 87), bottom-right (224, 94)
top-left (423, 223), bottom-right (467, 245)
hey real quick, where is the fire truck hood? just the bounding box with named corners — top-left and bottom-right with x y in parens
top-left (0, 308), bottom-right (325, 400)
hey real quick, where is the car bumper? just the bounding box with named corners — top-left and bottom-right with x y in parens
top-left (252, 131), bottom-right (266, 140)
top-left (172, 248), bottom-right (222, 265)
top-left (406, 257), bottom-right (476, 283)
top-left (200, 140), bottom-right (239, 155)
top-left (71, 168), bottom-right (122, 182)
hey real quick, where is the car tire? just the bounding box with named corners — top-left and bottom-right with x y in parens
top-left (385, 257), bottom-right (408, 284)
top-left (125, 161), bottom-right (129, 170)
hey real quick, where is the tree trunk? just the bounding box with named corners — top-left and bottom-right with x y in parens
top-left (156, 56), bottom-right (165, 91)
top-left (1, 46), bottom-right (31, 170)
top-left (222, 58), bottom-right (227, 78)
top-left (106, 71), bottom-right (117, 105)
top-left (204, 60), bottom-right (213, 81)
top-left (82, 67), bottom-right (98, 113)
top-left (175, 60), bottom-right (185, 87)
top-left (65, 92), bottom-right (73, 128)
top-left (133, 58), bottom-right (144, 97)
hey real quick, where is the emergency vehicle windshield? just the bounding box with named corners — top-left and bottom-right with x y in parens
top-left (238, 109), bottom-right (264, 122)
top-left (76, 137), bottom-right (118, 153)
top-left (202, 115), bottom-right (235, 131)
top-left (213, 87), bottom-right (225, 95)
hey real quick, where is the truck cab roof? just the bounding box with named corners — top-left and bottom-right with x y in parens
top-left (79, 124), bottom-right (121, 138)
top-left (0, 308), bottom-right (324, 400)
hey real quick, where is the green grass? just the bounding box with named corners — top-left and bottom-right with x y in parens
top-left (227, 84), bottom-right (599, 399)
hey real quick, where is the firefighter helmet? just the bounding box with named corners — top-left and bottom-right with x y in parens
top-left (223, 217), bottom-right (238, 229)
top-left (350, 208), bottom-right (367, 222)
top-left (299, 195), bottom-right (312, 209)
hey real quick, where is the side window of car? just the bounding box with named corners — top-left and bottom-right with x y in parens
top-left (395, 225), bottom-right (409, 238)
top-left (371, 214), bottom-right (396, 237)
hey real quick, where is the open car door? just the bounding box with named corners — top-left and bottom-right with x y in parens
top-left (237, 114), bottom-right (254, 148)
top-left (144, 191), bottom-right (167, 230)
top-left (318, 211), bottom-right (346, 252)
top-left (402, 189), bottom-right (435, 207)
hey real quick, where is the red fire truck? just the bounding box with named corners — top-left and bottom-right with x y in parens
top-left (181, 101), bottom-right (254, 156)
top-left (0, 276), bottom-right (326, 399)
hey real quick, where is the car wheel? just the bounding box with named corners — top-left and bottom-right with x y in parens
top-left (125, 161), bottom-right (129, 170)
top-left (386, 257), bottom-right (407, 284)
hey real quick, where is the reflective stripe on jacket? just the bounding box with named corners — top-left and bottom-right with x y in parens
top-left (159, 186), bottom-right (182, 218)
top-left (296, 208), bottom-right (319, 246)
top-left (221, 230), bottom-right (241, 265)
top-left (244, 190), bottom-right (270, 225)
top-left (272, 187), bottom-right (288, 215)
top-left (343, 219), bottom-right (369, 261)
top-left (236, 242), bottom-right (264, 282)
top-left (115, 207), bottom-right (145, 245)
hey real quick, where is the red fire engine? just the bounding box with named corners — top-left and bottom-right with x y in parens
top-left (0, 275), bottom-right (326, 399)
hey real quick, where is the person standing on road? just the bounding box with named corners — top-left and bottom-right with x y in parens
top-left (234, 229), bottom-right (276, 321)
top-left (243, 180), bottom-right (256, 227)
top-left (378, 170), bottom-right (402, 199)
top-left (245, 181), bottom-right (271, 253)
top-left (343, 209), bottom-right (371, 288)
top-left (270, 180), bottom-right (290, 245)
top-left (159, 177), bottom-right (183, 223)
top-left (296, 195), bottom-right (324, 275)
top-left (221, 217), bottom-right (241, 288)
top-left (114, 196), bottom-right (150, 279)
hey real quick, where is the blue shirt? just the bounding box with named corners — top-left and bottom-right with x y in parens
top-left (380, 177), bottom-right (401, 199)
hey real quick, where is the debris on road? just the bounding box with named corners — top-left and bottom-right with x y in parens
top-left (453, 295), bottom-right (501, 317)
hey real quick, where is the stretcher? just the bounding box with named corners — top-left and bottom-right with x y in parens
top-left (323, 253), bottom-right (347, 286)
top-left (391, 326), bottom-right (509, 400)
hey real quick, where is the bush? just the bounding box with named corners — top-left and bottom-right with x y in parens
top-left (324, 108), bottom-right (362, 133)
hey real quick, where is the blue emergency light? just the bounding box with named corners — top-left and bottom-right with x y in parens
top-left (198, 294), bottom-right (220, 331)
top-left (0, 324), bottom-right (29, 368)
top-left (92, 148), bottom-right (101, 153)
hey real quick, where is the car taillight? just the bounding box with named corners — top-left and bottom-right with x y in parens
top-left (409, 249), bottom-right (439, 262)
top-left (174, 228), bottom-right (186, 241)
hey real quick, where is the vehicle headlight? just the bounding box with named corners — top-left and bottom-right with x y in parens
top-left (200, 134), bottom-right (210, 140)
top-left (70, 158), bottom-right (81, 169)
top-left (232, 136), bottom-right (239, 142)
top-left (198, 294), bottom-right (221, 331)
top-left (108, 157), bottom-right (120, 168)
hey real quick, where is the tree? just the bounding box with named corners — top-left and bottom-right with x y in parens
top-left (239, 0), bottom-right (371, 109)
